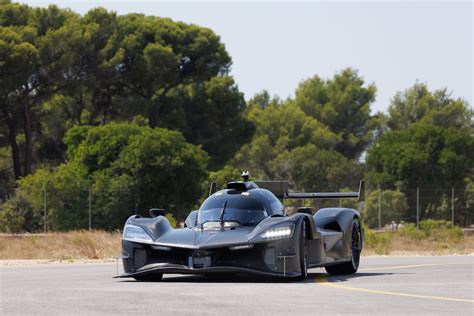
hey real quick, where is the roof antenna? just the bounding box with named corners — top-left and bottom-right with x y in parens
top-left (241, 171), bottom-right (250, 182)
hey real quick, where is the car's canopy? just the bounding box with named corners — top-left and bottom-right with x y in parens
top-left (197, 188), bottom-right (284, 228)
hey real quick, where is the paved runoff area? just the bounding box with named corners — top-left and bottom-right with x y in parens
top-left (1, 255), bottom-right (473, 315)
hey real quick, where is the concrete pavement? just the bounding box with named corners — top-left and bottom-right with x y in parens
top-left (1, 255), bottom-right (473, 315)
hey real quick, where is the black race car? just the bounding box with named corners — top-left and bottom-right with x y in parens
top-left (117, 173), bottom-right (364, 281)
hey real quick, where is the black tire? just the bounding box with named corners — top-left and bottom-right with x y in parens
top-left (133, 273), bottom-right (163, 282)
top-left (325, 219), bottom-right (361, 275)
top-left (296, 220), bottom-right (308, 281)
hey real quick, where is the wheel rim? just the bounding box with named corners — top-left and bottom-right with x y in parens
top-left (351, 223), bottom-right (361, 268)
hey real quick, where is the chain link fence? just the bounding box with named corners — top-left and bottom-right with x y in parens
top-left (0, 182), bottom-right (472, 232)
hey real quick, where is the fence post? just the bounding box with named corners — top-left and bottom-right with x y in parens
top-left (378, 187), bottom-right (381, 230)
top-left (88, 184), bottom-right (92, 231)
top-left (451, 187), bottom-right (454, 224)
top-left (43, 184), bottom-right (47, 234)
top-left (416, 187), bottom-right (420, 229)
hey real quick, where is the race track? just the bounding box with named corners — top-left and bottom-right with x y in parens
top-left (1, 255), bottom-right (473, 315)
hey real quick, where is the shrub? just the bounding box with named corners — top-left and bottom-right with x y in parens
top-left (364, 227), bottom-right (392, 255)
top-left (399, 223), bottom-right (426, 240)
top-left (17, 124), bottom-right (210, 231)
top-left (400, 220), bottom-right (463, 243)
top-left (0, 203), bottom-right (25, 234)
top-left (363, 190), bottom-right (408, 228)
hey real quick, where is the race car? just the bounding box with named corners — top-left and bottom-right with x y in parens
top-left (117, 172), bottom-right (364, 281)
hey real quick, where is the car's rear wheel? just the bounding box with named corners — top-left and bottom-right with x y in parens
top-left (133, 273), bottom-right (163, 282)
top-left (296, 220), bottom-right (308, 281)
top-left (325, 219), bottom-right (361, 275)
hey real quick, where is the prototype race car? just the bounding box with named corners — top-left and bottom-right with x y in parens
top-left (117, 172), bottom-right (364, 281)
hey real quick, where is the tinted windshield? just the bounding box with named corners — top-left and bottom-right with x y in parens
top-left (198, 194), bottom-right (267, 228)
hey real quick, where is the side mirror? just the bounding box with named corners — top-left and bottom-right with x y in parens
top-left (184, 210), bottom-right (198, 228)
top-left (150, 208), bottom-right (165, 218)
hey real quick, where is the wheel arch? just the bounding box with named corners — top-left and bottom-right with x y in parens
top-left (314, 207), bottom-right (361, 258)
top-left (289, 213), bottom-right (317, 240)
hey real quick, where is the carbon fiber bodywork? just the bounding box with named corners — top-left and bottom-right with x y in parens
top-left (117, 179), bottom-right (363, 280)
top-left (118, 211), bottom-right (361, 279)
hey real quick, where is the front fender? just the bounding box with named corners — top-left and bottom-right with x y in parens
top-left (127, 215), bottom-right (173, 240)
top-left (286, 213), bottom-right (318, 240)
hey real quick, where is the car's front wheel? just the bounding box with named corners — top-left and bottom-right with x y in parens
top-left (133, 273), bottom-right (163, 282)
top-left (325, 218), bottom-right (361, 275)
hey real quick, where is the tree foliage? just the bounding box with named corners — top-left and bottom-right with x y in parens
top-left (233, 100), bottom-right (339, 179)
top-left (159, 76), bottom-right (254, 169)
top-left (17, 124), bottom-right (209, 230)
top-left (366, 124), bottom-right (474, 223)
top-left (387, 82), bottom-right (472, 130)
top-left (363, 190), bottom-right (408, 228)
top-left (0, 2), bottom-right (472, 231)
top-left (293, 68), bottom-right (378, 159)
top-left (0, 2), bottom-right (243, 178)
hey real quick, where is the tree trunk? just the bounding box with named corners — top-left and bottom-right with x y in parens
top-left (3, 111), bottom-right (22, 180)
top-left (22, 93), bottom-right (33, 176)
top-left (148, 102), bottom-right (159, 128)
top-left (148, 88), bottom-right (172, 128)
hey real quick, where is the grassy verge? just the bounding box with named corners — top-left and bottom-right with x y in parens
top-left (364, 220), bottom-right (474, 255)
top-left (364, 233), bottom-right (474, 256)
top-left (0, 225), bottom-right (472, 261)
top-left (0, 230), bottom-right (121, 261)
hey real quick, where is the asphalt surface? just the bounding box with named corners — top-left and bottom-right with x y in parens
top-left (1, 255), bottom-right (473, 315)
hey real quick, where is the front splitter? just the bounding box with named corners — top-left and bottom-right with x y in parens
top-left (115, 263), bottom-right (299, 278)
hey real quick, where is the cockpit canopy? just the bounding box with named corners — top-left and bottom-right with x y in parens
top-left (197, 185), bottom-right (284, 229)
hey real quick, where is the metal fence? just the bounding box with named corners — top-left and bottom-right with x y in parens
top-left (0, 183), bottom-right (472, 231)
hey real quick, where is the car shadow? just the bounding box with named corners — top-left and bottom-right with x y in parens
top-left (117, 270), bottom-right (400, 284)
top-left (302, 271), bottom-right (399, 283)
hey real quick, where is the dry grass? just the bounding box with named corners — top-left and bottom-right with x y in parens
top-left (363, 233), bottom-right (474, 256)
top-left (0, 230), bottom-right (472, 261)
top-left (0, 230), bottom-right (121, 260)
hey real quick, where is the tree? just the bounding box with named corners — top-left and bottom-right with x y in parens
top-left (17, 124), bottom-right (209, 230)
top-left (0, 2), bottom-right (81, 177)
top-left (247, 90), bottom-right (278, 110)
top-left (0, 2), bottom-right (38, 178)
top-left (366, 124), bottom-right (474, 222)
top-left (159, 76), bottom-right (254, 169)
top-left (272, 144), bottom-right (362, 192)
top-left (233, 101), bottom-right (339, 179)
top-left (114, 14), bottom-right (231, 127)
top-left (363, 190), bottom-right (408, 229)
top-left (293, 68), bottom-right (377, 159)
top-left (462, 178), bottom-right (474, 226)
top-left (387, 82), bottom-right (472, 130)
top-left (209, 165), bottom-right (242, 190)
top-left (1, 3), bottom-right (239, 184)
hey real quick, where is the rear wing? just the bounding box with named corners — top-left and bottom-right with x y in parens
top-left (257, 180), bottom-right (365, 202)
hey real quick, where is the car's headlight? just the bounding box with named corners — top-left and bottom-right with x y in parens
top-left (123, 224), bottom-right (153, 243)
top-left (260, 224), bottom-right (294, 240)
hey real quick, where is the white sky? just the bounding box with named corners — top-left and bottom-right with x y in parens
top-left (19, 1), bottom-right (473, 113)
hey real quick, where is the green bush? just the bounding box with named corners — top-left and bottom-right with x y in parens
top-left (364, 227), bottom-right (392, 255)
top-left (0, 203), bottom-right (25, 234)
top-left (363, 190), bottom-right (408, 228)
top-left (17, 124), bottom-right (210, 231)
top-left (399, 220), bottom-right (463, 243)
top-left (399, 223), bottom-right (426, 240)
